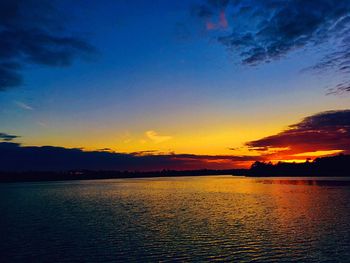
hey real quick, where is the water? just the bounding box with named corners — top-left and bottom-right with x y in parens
top-left (1, 176), bottom-right (350, 262)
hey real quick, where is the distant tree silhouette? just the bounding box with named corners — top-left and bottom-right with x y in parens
top-left (249, 154), bottom-right (350, 177)
top-left (0, 154), bottom-right (349, 183)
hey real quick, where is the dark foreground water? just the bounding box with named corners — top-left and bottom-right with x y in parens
top-left (1, 176), bottom-right (350, 262)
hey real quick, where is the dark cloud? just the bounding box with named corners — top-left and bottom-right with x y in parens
top-left (0, 0), bottom-right (96, 91)
top-left (327, 82), bottom-right (350, 94)
top-left (0, 132), bottom-right (19, 141)
top-left (194, 0), bottom-right (350, 92)
top-left (0, 62), bottom-right (22, 90)
top-left (0, 142), bottom-right (258, 171)
top-left (192, 0), bottom-right (229, 18)
top-left (219, 0), bottom-right (350, 64)
top-left (246, 110), bottom-right (350, 157)
top-left (310, 36), bottom-right (350, 94)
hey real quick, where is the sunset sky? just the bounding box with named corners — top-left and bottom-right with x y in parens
top-left (1, 0), bottom-right (350, 170)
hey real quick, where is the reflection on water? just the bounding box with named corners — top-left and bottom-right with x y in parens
top-left (1, 176), bottom-right (350, 262)
top-left (258, 178), bottom-right (350, 186)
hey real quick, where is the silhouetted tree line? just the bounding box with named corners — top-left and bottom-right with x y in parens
top-left (248, 154), bottom-right (350, 177)
top-left (0, 169), bottom-right (247, 183)
top-left (1, 154), bottom-right (349, 183)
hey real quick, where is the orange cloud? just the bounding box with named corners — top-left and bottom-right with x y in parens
top-left (245, 110), bottom-right (350, 162)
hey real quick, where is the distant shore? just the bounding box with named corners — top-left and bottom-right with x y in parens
top-left (1, 154), bottom-right (349, 183)
top-left (0, 169), bottom-right (247, 183)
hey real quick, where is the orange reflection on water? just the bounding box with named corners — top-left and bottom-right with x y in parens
top-left (32, 176), bottom-right (350, 261)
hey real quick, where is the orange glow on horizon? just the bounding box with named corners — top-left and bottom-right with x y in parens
top-left (292, 150), bottom-right (343, 157)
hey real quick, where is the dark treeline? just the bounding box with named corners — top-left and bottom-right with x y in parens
top-left (1, 154), bottom-right (349, 183)
top-left (0, 169), bottom-right (247, 183)
top-left (247, 154), bottom-right (350, 177)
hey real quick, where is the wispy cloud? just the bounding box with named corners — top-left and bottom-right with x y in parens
top-left (145, 130), bottom-right (172, 143)
top-left (193, 0), bottom-right (350, 93)
top-left (0, 132), bottom-right (19, 141)
top-left (15, 101), bottom-right (33, 111)
top-left (37, 121), bottom-right (48, 127)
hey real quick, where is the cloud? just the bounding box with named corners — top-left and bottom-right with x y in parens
top-left (0, 132), bottom-right (19, 141)
top-left (145, 130), bottom-right (172, 143)
top-left (193, 0), bottom-right (350, 92)
top-left (0, 142), bottom-right (257, 171)
top-left (0, 0), bottom-right (96, 91)
top-left (327, 82), bottom-right (350, 95)
top-left (309, 36), bottom-right (350, 94)
top-left (246, 109), bottom-right (350, 159)
top-left (192, 0), bottom-right (229, 18)
top-left (205, 10), bottom-right (229, 31)
top-left (192, 0), bottom-right (230, 31)
top-left (37, 121), bottom-right (48, 127)
top-left (130, 150), bottom-right (158, 156)
top-left (15, 101), bottom-right (33, 110)
top-left (0, 62), bottom-right (22, 90)
top-left (218, 0), bottom-right (350, 64)
top-left (97, 148), bottom-right (113, 152)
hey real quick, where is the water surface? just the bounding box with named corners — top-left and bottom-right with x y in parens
top-left (1, 176), bottom-right (350, 262)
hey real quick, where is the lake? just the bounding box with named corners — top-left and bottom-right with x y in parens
top-left (1, 176), bottom-right (350, 262)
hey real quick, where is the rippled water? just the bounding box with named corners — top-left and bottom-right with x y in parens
top-left (1, 176), bottom-right (350, 262)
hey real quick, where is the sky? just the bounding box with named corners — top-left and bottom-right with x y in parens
top-left (1, 0), bottom-right (350, 171)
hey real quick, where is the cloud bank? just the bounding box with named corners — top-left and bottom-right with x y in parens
top-left (194, 0), bottom-right (350, 93)
top-left (0, 0), bottom-right (96, 91)
top-left (0, 132), bottom-right (19, 141)
top-left (246, 110), bottom-right (350, 159)
top-left (0, 142), bottom-right (258, 171)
